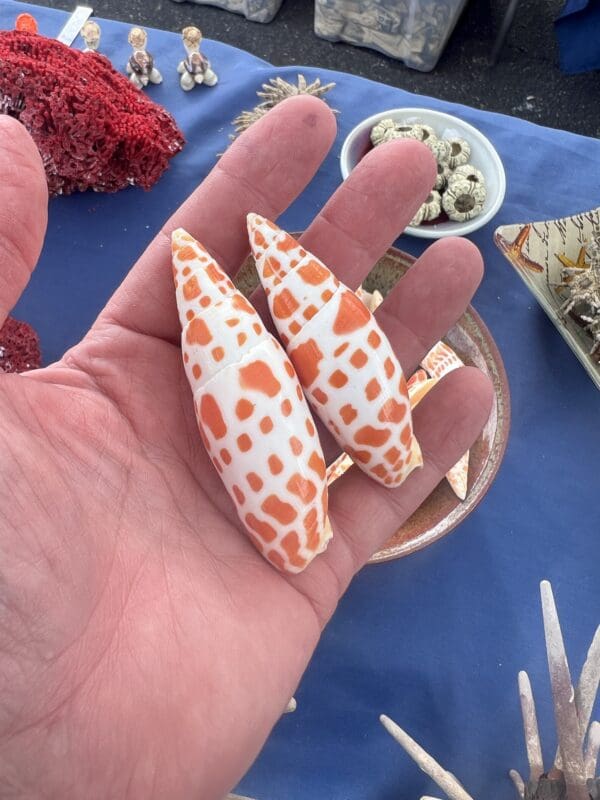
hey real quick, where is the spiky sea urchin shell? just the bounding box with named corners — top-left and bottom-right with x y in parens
top-left (443, 178), bottom-right (486, 222)
top-left (231, 74), bottom-right (335, 136)
top-left (410, 204), bottom-right (426, 227)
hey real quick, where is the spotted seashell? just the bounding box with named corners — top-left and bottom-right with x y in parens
top-left (172, 228), bottom-right (331, 574)
top-left (248, 214), bottom-right (422, 489)
top-left (450, 163), bottom-right (485, 187)
top-left (442, 178), bottom-right (486, 222)
top-left (447, 137), bottom-right (471, 169)
top-left (434, 161), bottom-right (451, 191)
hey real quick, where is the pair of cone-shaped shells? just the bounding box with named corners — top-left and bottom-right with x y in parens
top-left (171, 215), bottom-right (422, 574)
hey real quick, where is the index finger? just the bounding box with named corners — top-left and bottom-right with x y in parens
top-left (97, 96), bottom-right (337, 344)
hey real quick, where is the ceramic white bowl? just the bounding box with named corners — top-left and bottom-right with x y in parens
top-left (340, 108), bottom-right (507, 239)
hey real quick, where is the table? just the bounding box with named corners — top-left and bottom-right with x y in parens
top-left (1, 2), bottom-right (598, 798)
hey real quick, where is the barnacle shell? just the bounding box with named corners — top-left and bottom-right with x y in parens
top-left (411, 123), bottom-right (436, 142)
top-left (410, 205), bottom-right (426, 227)
top-left (447, 137), bottom-right (471, 169)
top-left (420, 189), bottom-right (442, 222)
top-left (172, 229), bottom-right (331, 574)
top-left (248, 214), bottom-right (422, 489)
top-left (450, 163), bottom-right (485, 186)
top-left (442, 178), bottom-right (486, 222)
top-left (370, 119), bottom-right (420, 146)
top-left (424, 136), bottom-right (451, 165)
top-left (434, 162), bottom-right (451, 191)
top-left (370, 118), bottom-right (397, 146)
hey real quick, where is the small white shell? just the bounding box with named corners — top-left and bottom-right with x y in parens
top-left (412, 123), bottom-right (436, 142)
top-left (450, 163), bottom-right (485, 186)
top-left (446, 137), bottom-right (471, 169)
top-left (420, 189), bottom-right (442, 222)
top-left (410, 205), bottom-right (426, 226)
top-left (434, 162), bottom-right (451, 191)
top-left (424, 136), bottom-right (451, 165)
top-left (442, 178), bottom-right (486, 222)
top-left (370, 118), bottom-right (397, 146)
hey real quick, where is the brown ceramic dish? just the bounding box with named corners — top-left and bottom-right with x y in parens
top-left (236, 244), bottom-right (511, 564)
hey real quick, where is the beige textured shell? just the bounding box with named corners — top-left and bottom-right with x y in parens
top-left (425, 136), bottom-right (451, 165)
top-left (450, 163), bottom-right (485, 186)
top-left (447, 137), bottom-right (471, 169)
top-left (442, 178), bottom-right (486, 222)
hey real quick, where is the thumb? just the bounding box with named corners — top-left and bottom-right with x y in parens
top-left (0, 115), bottom-right (48, 328)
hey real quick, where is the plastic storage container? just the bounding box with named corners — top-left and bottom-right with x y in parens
top-left (169, 0), bottom-right (283, 24)
top-left (314, 0), bottom-right (469, 71)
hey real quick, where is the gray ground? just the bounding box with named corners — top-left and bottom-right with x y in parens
top-left (35, 0), bottom-right (600, 136)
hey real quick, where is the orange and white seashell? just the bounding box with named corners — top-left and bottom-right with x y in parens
top-left (172, 228), bottom-right (331, 574)
top-left (248, 214), bottom-right (422, 489)
top-left (418, 341), bottom-right (469, 501)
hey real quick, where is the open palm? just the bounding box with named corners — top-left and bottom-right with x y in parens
top-left (0, 98), bottom-right (492, 799)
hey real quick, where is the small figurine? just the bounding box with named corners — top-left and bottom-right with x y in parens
top-left (126, 27), bottom-right (162, 89)
top-left (80, 20), bottom-right (101, 53)
top-left (177, 26), bottom-right (218, 91)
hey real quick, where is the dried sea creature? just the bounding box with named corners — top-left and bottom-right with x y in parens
top-left (557, 232), bottom-right (600, 360)
top-left (443, 178), bottom-right (486, 222)
top-left (447, 137), bottom-right (471, 169)
top-left (380, 580), bottom-right (600, 800)
top-left (232, 75), bottom-right (335, 136)
top-left (370, 118), bottom-right (419, 146)
top-left (425, 136), bottom-right (451, 165)
top-left (0, 30), bottom-right (184, 195)
top-left (420, 189), bottom-right (443, 222)
top-left (248, 214), bottom-right (422, 489)
top-left (435, 162), bottom-right (452, 192)
top-left (172, 228), bottom-right (331, 574)
top-left (494, 225), bottom-right (544, 274)
top-left (0, 317), bottom-right (41, 373)
top-left (451, 164), bottom-right (485, 187)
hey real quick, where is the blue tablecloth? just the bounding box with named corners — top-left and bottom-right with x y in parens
top-left (1, 2), bottom-right (599, 798)
top-left (555, 0), bottom-right (600, 73)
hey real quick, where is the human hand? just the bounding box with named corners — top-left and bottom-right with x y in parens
top-left (0, 97), bottom-right (492, 799)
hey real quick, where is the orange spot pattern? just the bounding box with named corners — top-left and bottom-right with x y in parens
top-left (290, 339), bottom-right (323, 387)
top-left (235, 399), bottom-right (254, 420)
top-left (287, 474), bottom-right (317, 503)
top-left (378, 399), bottom-right (407, 424)
top-left (247, 472), bottom-right (264, 492)
top-left (260, 416), bottom-right (274, 434)
top-left (365, 378), bottom-right (381, 400)
top-left (333, 291), bottom-right (370, 335)
top-left (237, 434), bottom-right (252, 452)
top-left (245, 513), bottom-right (276, 542)
top-left (262, 495), bottom-right (297, 525)
top-left (200, 394), bottom-right (227, 439)
top-left (269, 455), bottom-right (283, 475)
top-left (186, 318), bottom-right (212, 346)
top-left (290, 436), bottom-right (303, 456)
top-left (298, 260), bottom-right (330, 285)
top-left (354, 425), bottom-right (391, 447)
top-left (329, 370), bottom-right (348, 388)
top-left (272, 289), bottom-right (300, 320)
top-left (239, 360), bottom-right (281, 398)
top-left (340, 404), bottom-right (357, 424)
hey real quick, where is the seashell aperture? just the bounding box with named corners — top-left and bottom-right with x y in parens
top-left (172, 228), bottom-right (332, 574)
top-left (247, 214), bottom-right (423, 488)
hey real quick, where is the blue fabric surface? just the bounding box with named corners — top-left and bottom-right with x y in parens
top-left (555, 0), bottom-right (600, 73)
top-left (1, 1), bottom-right (599, 798)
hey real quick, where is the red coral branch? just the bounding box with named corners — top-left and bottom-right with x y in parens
top-left (0, 317), bottom-right (41, 373)
top-left (0, 31), bottom-right (185, 195)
